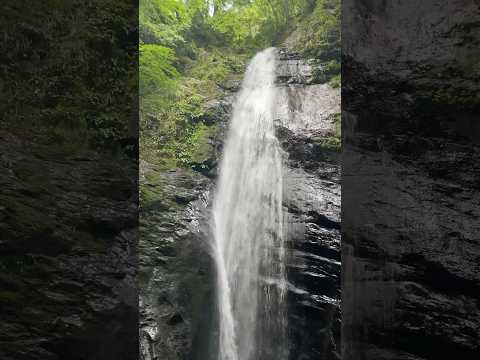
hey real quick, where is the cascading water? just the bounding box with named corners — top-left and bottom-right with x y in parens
top-left (212, 48), bottom-right (288, 360)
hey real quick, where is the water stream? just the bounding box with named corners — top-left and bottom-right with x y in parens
top-left (212, 48), bottom-right (288, 360)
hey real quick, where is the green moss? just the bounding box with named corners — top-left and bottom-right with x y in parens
top-left (292, 0), bottom-right (340, 59)
top-left (141, 171), bottom-right (165, 203)
top-left (332, 112), bottom-right (341, 136)
top-left (140, 185), bottom-right (161, 204)
top-left (290, 0), bottom-right (340, 85)
top-left (140, 48), bottom-right (242, 171)
top-left (140, 183), bottom-right (180, 211)
top-left (328, 73), bottom-right (341, 88)
top-left (189, 124), bottom-right (217, 164)
top-left (311, 59), bottom-right (341, 84)
top-left (144, 171), bottom-right (164, 184)
top-left (0, 290), bottom-right (20, 303)
top-left (187, 49), bottom-right (247, 85)
top-left (1, 195), bottom-right (54, 236)
top-left (139, 1), bottom-right (341, 171)
top-left (431, 86), bottom-right (480, 107)
top-left (140, 170), bottom-right (178, 209)
top-left (313, 112), bottom-right (341, 151)
top-left (313, 136), bottom-right (341, 151)
top-left (3, 1), bottom-right (137, 150)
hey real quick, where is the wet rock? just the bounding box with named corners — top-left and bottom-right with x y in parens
top-left (167, 313), bottom-right (184, 326)
top-left (0, 130), bottom-right (138, 360)
top-left (343, 1), bottom-right (480, 359)
top-left (139, 164), bottom-right (216, 360)
top-left (189, 97), bottom-right (233, 178)
top-left (277, 48), bottom-right (314, 85)
top-left (218, 75), bottom-right (243, 92)
top-left (277, 47), bottom-right (341, 360)
top-left (199, 99), bottom-right (233, 125)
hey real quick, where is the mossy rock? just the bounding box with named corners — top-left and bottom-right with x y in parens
top-left (313, 113), bottom-right (341, 151)
top-left (190, 124), bottom-right (217, 164)
top-left (329, 74), bottom-right (341, 88)
top-left (0, 290), bottom-right (20, 304)
top-left (313, 136), bottom-right (341, 151)
top-left (13, 161), bottom-right (53, 196)
top-left (430, 85), bottom-right (480, 107)
top-left (311, 60), bottom-right (341, 85)
top-left (140, 171), bottom-right (180, 211)
top-left (0, 195), bottom-right (55, 238)
top-left (140, 185), bottom-right (162, 205)
top-left (140, 48), bottom-right (242, 173)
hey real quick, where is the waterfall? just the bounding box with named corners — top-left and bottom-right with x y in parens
top-left (212, 48), bottom-right (288, 360)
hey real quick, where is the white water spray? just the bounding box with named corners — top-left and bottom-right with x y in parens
top-left (212, 48), bottom-right (288, 360)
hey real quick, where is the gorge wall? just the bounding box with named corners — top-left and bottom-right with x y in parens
top-left (0, 132), bottom-right (138, 360)
top-left (139, 47), bottom-right (341, 360)
top-left (342, 1), bottom-right (480, 359)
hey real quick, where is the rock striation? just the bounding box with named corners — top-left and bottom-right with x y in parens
top-left (276, 48), bottom-right (341, 360)
top-left (0, 130), bottom-right (138, 360)
top-left (342, 1), bottom-right (480, 359)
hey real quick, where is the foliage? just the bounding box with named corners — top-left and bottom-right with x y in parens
top-left (313, 112), bottom-right (341, 151)
top-left (311, 58), bottom-right (341, 84)
top-left (292, 0), bottom-right (340, 84)
top-left (140, 47), bottom-right (244, 169)
top-left (139, 0), bottom-right (189, 46)
top-left (188, 49), bottom-right (248, 85)
top-left (207, 0), bottom-right (314, 50)
top-left (293, 0), bottom-right (340, 59)
top-left (140, 44), bottom-right (179, 96)
top-left (140, 0), bottom-right (341, 169)
top-left (0, 0), bottom-right (138, 152)
top-left (329, 74), bottom-right (341, 88)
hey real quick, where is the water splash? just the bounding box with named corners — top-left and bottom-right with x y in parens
top-left (212, 48), bottom-right (288, 360)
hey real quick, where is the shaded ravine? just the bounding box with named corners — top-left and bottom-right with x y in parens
top-left (139, 47), bottom-right (341, 360)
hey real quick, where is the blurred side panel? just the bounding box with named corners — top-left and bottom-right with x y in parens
top-left (0, 1), bottom-right (139, 359)
top-left (342, 1), bottom-right (480, 359)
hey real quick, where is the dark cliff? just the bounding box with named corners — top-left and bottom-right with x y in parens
top-left (0, 131), bottom-right (138, 360)
top-left (0, 2), bottom-right (138, 358)
top-left (342, 1), bottom-right (480, 359)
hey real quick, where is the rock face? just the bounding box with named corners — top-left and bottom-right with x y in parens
top-left (0, 130), bottom-right (138, 360)
top-left (342, 1), bottom-right (480, 359)
top-left (139, 166), bottom-right (215, 360)
top-left (276, 48), bottom-right (341, 360)
top-left (139, 47), bottom-right (341, 360)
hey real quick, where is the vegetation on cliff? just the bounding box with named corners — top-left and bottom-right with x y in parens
top-left (140, 0), bottom-right (341, 169)
top-left (292, 0), bottom-right (340, 87)
top-left (1, 1), bottom-right (138, 154)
